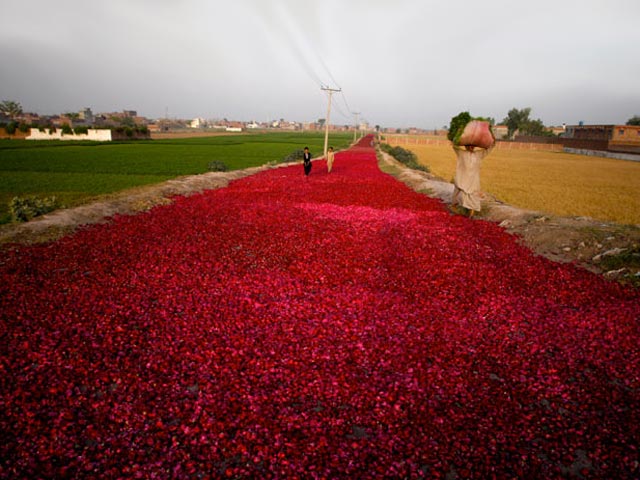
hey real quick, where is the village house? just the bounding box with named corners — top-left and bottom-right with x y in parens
top-left (565, 124), bottom-right (640, 154)
top-left (492, 125), bottom-right (508, 139)
top-left (189, 118), bottom-right (207, 128)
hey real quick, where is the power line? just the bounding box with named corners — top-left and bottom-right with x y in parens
top-left (330, 99), bottom-right (350, 120)
top-left (317, 58), bottom-right (341, 92)
top-left (340, 91), bottom-right (352, 116)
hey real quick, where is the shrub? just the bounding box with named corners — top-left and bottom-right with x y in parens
top-left (113, 125), bottom-right (149, 139)
top-left (380, 143), bottom-right (430, 173)
top-left (74, 126), bottom-right (89, 135)
top-left (18, 122), bottom-right (29, 133)
top-left (5, 121), bottom-right (17, 135)
top-left (282, 149), bottom-right (305, 163)
top-left (10, 195), bottom-right (59, 222)
top-left (208, 160), bottom-right (228, 172)
top-left (61, 123), bottom-right (73, 135)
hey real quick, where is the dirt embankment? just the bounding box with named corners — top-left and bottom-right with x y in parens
top-left (2, 152), bottom-right (638, 285)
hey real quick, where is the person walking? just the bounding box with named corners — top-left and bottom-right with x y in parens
top-left (326, 146), bottom-right (335, 173)
top-left (451, 143), bottom-right (494, 217)
top-left (303, 146), bottom-right (312, 177)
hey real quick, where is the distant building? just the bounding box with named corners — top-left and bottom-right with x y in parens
top-left (548, 125), bottom-right (566, 136)
top-left (565, 124), bottom-right (612, 141)
top-left (190, 118), bottom-right (206, 128)
top-left (610, 125), bottom-right (640, 154)
top-left (564, 124), bottom-right (640, 154)
top-left (492, 125), bottom-right (508, 139)
top-left (78, 107), bottom-right (94, 124)
top-left (17, 112), bottom-right (42, 125)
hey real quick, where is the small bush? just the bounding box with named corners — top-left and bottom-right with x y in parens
top-left (74, 126), bottom-right (89, 135)
top-left (61, 123), bottom-right (73, 135)
top-left (208, 160), bottom-right (228, 172)
top-left (10, 195), bottom-right (59, 222)
top-left (281, 149), bottom-right (305, 163)
top-left (18, 122), bottom-right (29, 133)
top-left (600, 245), bottom-right (640, 271)
top-left (380, 143), bottom-right (430, 173)
top-left (5, 121), bottom-right (17, 135)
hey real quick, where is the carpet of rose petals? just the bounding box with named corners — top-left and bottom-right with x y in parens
top-left (1, 136), bottom-right (639, 479)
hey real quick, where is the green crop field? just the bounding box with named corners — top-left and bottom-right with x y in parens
top-left (0, 132), bottom-right (352, 224)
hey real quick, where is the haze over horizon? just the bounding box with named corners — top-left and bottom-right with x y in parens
top-left (1, 0), bottom-right (639, 129)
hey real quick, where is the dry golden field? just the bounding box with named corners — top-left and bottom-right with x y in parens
top-left (406, 143), bottom-right (640, 225)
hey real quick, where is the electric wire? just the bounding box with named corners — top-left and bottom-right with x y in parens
top-left (273, 2), bottom-right (360, 125)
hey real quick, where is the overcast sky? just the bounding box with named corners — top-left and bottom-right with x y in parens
top-left (1, 0), bottom-right (639, 128)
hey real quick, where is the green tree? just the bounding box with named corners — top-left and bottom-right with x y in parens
top-left (120, 116), bottom-right (135, 127)
top-left (64, 112), bottom-right (80, 121)
top-left (520, 118), bottom-right (553, 136)
top-left (0, 100), bottom-right (23, 119)
top-left (626, 115), bottom-right (640, 126)
top-left (502, 107), bottom-right (531, 139)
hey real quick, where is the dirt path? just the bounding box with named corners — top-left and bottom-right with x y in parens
top-left (2, 150), bottom-right (638, 283)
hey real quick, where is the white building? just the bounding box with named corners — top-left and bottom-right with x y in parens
top-left (190, 118), bottom-right (206, 128)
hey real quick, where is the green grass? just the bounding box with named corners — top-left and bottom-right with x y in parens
top-left (0, 132), bottom-right (352, 223)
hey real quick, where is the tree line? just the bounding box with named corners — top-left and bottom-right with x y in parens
top-left (485, 107), bottom-right (640, 140)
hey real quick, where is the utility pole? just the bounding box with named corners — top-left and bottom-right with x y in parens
top-left (321, 86), bottom-right (341, 159)
top-left (352, 112), bottom-right (361, 143)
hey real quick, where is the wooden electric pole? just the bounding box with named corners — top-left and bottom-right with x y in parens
top-left (321, 86), bottom-right (341, 159)
top-left (352, 112), bottom-right (361, 142)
